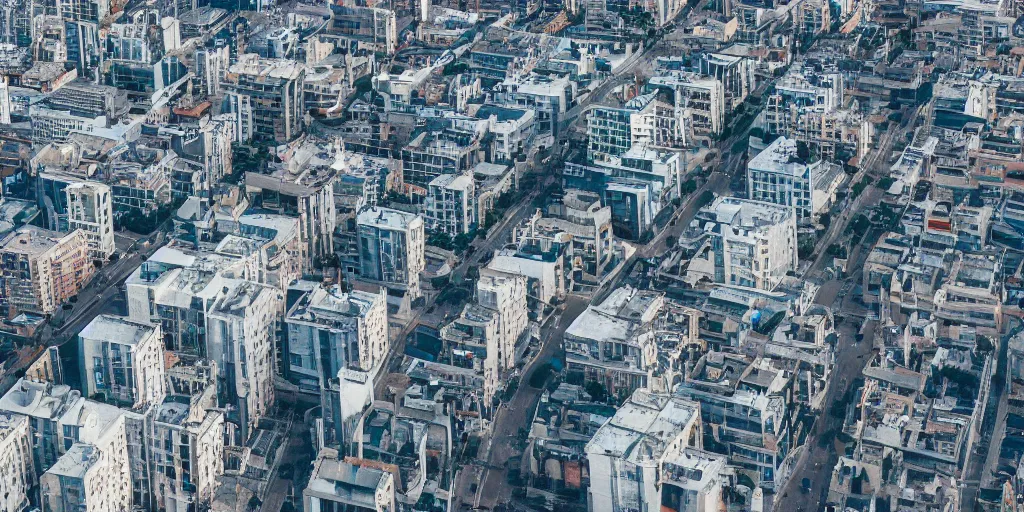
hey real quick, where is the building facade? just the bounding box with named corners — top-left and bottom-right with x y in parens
top-left (0, 227), bottom-right (93, 317)
top-left (65, 181), bottom-right (115, 261)
top-left (78, 315), bottom-right (167, 408)
top-left (425, 172), bottom-right (476, 236)
top-left (356, 207), bottom-right (426, 299)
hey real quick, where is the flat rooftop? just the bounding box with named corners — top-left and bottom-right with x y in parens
top-left (357, 206), bottom-right (422, 230)
top-left (0, 227), bottom-right (73, 256)
top-left (80, 314), bottom-right (156, 346)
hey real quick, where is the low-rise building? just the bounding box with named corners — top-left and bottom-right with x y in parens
top-left (303, 449), bottom-right (397, 512)
top-left (564, 286), bottom-right (664, 397)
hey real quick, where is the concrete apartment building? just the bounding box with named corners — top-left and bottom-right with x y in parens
top-left (0, 412), bottom-right (35, 512)
top-left (303, 449), bottom-right (397, 512)
top-left (649, 72), bottom-right (727, 137)
top-left (585, 389), bottom-right (704, 512)
top-left (746, 136), bottom-right (847, 220)
top-left (328, 5), bottom-right (398, 55)
top-left (65, 181), bottom-right (115, 261)
top-left (356, 207), bottom-right (425, 299)
top-left (124, 245), bottom-right (264, 356)
top-left (284, 284), bottom-right (389, 389)
top-left (244, 159), bottom-right (338, 268)
top-left (564, 286), bottom-right (664, 396)
top-left (425, 172), bottom-right (476, 236)
top-left (487, 245), bottom-right (565, 312)
top-left (660, 449), bottom-right (728, 512)
top-left (38, 401), bottom-right (136, 512)
top-left (0, 227), bottom-right (93, 317)
top-left (492, 73), bottom-right (575, 138)
top-left (40, 440), bottom-right (132, 512)
top-left (698, 52), bottom-right (755, 112)
top-left (0, 380), bottom-right (80, 472)
top-left (586, 93), bottom-right (678, 164)
top-left (440, 270), bottom-right (529, 408)
top-left (148, 392), bottom-right (225, 512)
top-left (225, 54), bottom-right (305, 143)
top-left (476, 271), bottom-right (529, 373)
top-left (205, 279), bottom-right (283, 443)
top-left (516, 189), bottom-right (615, 280)
top-left (78, 315), bottom-right (167, 408)
top-left (46, 80), bottom-right (129, 119)
top-left (284, 284), bottom-right (388, 446)
top-left (681, 197), bottom-right (798, 291)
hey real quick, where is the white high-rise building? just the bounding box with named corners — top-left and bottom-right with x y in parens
top-left (285, 284), bottom-right (389, 386)
top-left (682, 197), bottom-right (798, 291)
top-left (285, 284), bottom-right (388, 447)
top-left (226, 92), bottom-right (253, 142)
top-left (425, 172), bottom-right (475, 236)
top-left (0, 75), bottom-right (10, 125)
top-left (0, 412), bottom-right (35, 512)
top-left (476, 269), bottom-right (528, 372)
top-left (440, 269), bottom-right (529, 410)
top-left (149, 391), bottom-right (225, 512)
top-left (586, 390), bottom-right (704, 512)
top-left (66, 181), bottom-right (115, 260)
top-left (199, 115), bottom-right (235, 184)
top-left (195, 46), bottom-right (229, 97)
top-left (357, 207), bottom-right (425, 299)
top-left (746, 136), bottom-right (847, 220)
top-left (206, 279), bottom-right (283, 443)
top-left (40, 405), bottom-right (134, 512)
top-left (78, 315), bottom-right (167, 408)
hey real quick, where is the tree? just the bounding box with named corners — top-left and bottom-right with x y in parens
top-left (528, 363), bottom-right (552, 388)
top-left (585, 381), bottom-right (608, 402)
top-left (819, 212), bottom-right (832, 229)
top-left (453, 233), bottom-right (472, 253)
top-left (696, 190), bottom-right (715, 209)
top-left (665, 235), bottom-right (677, 248)
top-left (428, 231), bottom-right (454, 250)
top-left (246, 497), bottom-right (262, 512)
top-left (798, 236), bottom-right (816, 259)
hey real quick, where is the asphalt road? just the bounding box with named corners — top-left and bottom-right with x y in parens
top-left (455, 295), bottom-right (589, 511)
top-left (774, 221), bottom-right (885, 511)
top-left (35, 232), bottom-right (164, 348)
top-left (961, 317), bottom-right (1020, 509)
top-left (774, 291), bottom-right (874, 512)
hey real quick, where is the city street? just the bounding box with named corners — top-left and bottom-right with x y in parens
top-left (452, 295), bottom-right (589, 511)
